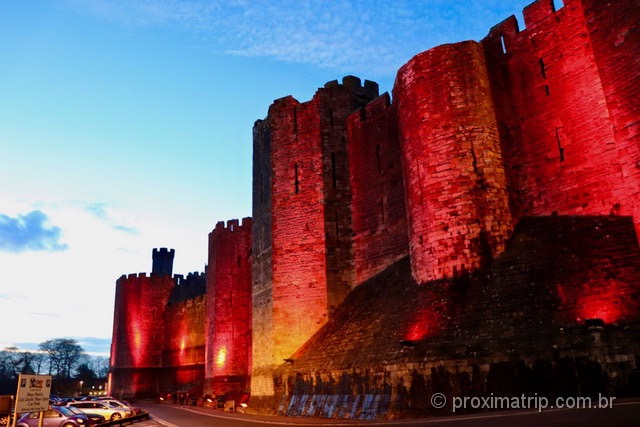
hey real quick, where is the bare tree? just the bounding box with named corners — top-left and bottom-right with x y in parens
top-left (0, 347), bottom-right (20, 378)
top-left (92, 356), bottom-right (109, 379)
top-left (39, 338), bottom-right (84, 379)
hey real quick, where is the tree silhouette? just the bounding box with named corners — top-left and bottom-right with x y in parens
top-left (39, 338), bottom-right (83, 379)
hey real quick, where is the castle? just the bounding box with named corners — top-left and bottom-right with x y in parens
top-left (109, 0), bottom-right (640, 418)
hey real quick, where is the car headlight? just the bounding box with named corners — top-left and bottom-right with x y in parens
top-left (77, 420), bottom-right (84, 424)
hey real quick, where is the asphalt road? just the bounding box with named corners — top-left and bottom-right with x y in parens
top-left (136, 399), bottom-right (640, 427)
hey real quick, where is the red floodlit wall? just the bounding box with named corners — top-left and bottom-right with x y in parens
top-left (163, 295), bottom-right (206, 391)
top-left (109, 273), bottom-right (174, 396)
top-left (394, 41), bottom-right (513, 283)
top-left (347, 93), bottom-right (409, 285)
top-left (581, 0), bottom-right (640, 238)
top-left (205, 218), bottom-right (253, 396)
top-left (251, 77), bottom-right (378, 398)
top-left (251, 118), bottom-right (275, 398)
top-left (481, 0), bottom-right (638, 233)
top-left (269, 94), bottom-right (329, 367)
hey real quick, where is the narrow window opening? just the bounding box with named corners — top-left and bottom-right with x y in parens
top-left (331, 153), bottom-right (337, 189)
top-left (552, 0), bottom-right (565, 11)
top-left (293, 107), bottom-right (298, 134)
top-left (500, 35), bottom-right (507, 54)
top-left (539, 58), bottom-right (547, 79)
top-left (376, 144), bottom-right (382, 174)
top-left (544, 84), bottom-right (551, 96)
top-left (260, 173), bottom-right (264, 203)
top-left (555, 127), bottom-right (566, 162)
top-left (294, 162), bottom-right (299, 194)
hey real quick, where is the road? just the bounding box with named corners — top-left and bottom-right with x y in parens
top-left (136, 399), bottom-right (640, 427)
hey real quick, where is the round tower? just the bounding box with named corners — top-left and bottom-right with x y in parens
top-left (394, 41), bottom-right (513, 283)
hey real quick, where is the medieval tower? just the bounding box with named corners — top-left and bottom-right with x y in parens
top-left (110, 0), bottom-right (640, 417)
top-left (251, 77), bottom-right (379, 402)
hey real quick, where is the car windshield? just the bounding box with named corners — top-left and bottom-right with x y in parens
top-left (66, 407), bottom-right (83, 414)
top-left (55, 406), bottom-right (75, 416)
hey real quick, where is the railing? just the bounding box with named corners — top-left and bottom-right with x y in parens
top-left (95, 412), bottom-right (150, 426)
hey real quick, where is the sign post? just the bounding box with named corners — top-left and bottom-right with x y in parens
top-left (11, 374), bottom-right (52, 427)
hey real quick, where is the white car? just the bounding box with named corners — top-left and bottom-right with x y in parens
top-left (97, 399), bottom-right (138, 415)
top-left (68, 401), bottom-right (132, 421)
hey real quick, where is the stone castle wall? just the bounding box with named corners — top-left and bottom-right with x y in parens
top-left (205, 218), bottom-right (253, 397)
top-left (251, 78), bottom-right (379, 400)
top-left (110, 0), bottom-right (640, 414)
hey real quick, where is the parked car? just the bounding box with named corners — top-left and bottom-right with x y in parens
top-left (98, 399), bottom-right (140, 415)
top-left (65, 406), bottom-right (106, 425)
top-left (68, 401), bottom-right (131, 421)
top-left (16, 406), bottom-right (100, 427)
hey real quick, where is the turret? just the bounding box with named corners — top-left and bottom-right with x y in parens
top-left (152, 247), bottom-right (175, 276)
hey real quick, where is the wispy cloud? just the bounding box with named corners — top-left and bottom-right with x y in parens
top-left (29, 312), bottom-right (62, 318)
top-left (0, 210), bottom-right (68, 253)
top-left (86, 202), bottom-right (139, 235)
top-left (63, 0), bottom-right (529, 77)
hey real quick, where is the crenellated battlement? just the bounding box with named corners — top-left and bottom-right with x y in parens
top-left (323, 75), bottom-right (379, 99)
top-left (173, 271), bottom-right (205, 286)
top-left (350, 92), bottom-right (392, 123)
top-left (271, 95), bottom-right (300, 110)
top-left (484, 0), bottom-right (570, 56)
top-left (211, 217), bottom-right (253, 235)
top-left (485, 15), bottom-right (520, 55)
top-left (522, 0), bottom-right (564, 30)
top-left (152, 247), bottom-right (175, 257)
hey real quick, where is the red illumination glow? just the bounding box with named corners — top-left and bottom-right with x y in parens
top-left (128, 319), bottom-right (146, 367)
top-left (216, 347), bottom-right (227, 368)
top-left (404, 306), bottom-right (440, 341)
top-left (558, 279), bottom-right (627, 324)
top-left (575, 280), bottom-right (624, 324)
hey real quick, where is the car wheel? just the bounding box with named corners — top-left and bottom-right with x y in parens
top-left (62, 423), bottom-right (75, 427)
top-left (111, 413), bottom-right (122, 421)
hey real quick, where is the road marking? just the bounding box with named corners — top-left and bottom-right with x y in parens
top-left (150, 415), bottom-right (181, 427)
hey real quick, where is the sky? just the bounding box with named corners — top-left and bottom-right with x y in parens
top-left (0, 0), bottom-right (542, 356)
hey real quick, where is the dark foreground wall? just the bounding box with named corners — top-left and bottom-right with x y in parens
top-left (265, 216), bottom-right (640, 419)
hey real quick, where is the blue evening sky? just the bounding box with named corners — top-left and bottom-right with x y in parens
top-left (0, 0), bottom-right (541, 355)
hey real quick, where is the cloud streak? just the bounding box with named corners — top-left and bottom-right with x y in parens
top-left (64, 0), bottom-right (529, 77)
top-left (0, 210), bottom-right (68, 253)
top-left (86, 202), bottom-right (139, 234)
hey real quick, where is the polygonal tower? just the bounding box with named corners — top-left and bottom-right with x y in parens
top-left (204, 218), bottom-right (253, 397)
top-left (251, 76), bottom-right (379, 405)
